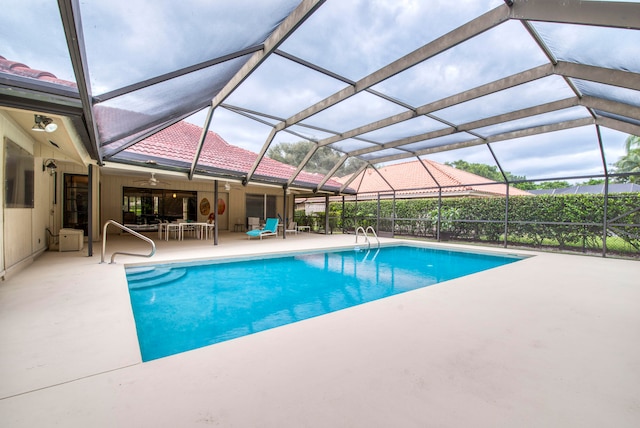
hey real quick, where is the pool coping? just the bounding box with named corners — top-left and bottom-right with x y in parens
top-left (122, 239), bottom-right (532, 269)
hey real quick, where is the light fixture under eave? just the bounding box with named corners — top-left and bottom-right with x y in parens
top-left (224, 182), bottom-right (231, 191)
top-left (32, 114), bottom-right (57, 133)
top-left (42, 158), bottom-right (57, 174)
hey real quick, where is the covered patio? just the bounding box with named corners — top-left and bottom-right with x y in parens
top-left (1, 234), bottom-right (638, 427)
top-left (1, 1), bottom-right (639, 426)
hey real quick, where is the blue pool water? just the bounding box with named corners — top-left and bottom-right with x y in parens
top-left (126, 245), bottom-right (523, 361)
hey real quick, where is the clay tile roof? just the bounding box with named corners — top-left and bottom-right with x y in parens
top-left (337, 159), bottom-right (531, 197)
top-left (125, 121), bottom-right (344, 189)
top-left (0, 55), bottom-right (77, 88)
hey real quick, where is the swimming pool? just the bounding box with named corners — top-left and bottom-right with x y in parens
top-left (126, 244), bottom-right (524, 361)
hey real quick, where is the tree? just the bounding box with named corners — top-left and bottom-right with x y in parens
top-left (579, 178), bottom-right (606, 186)
top-left (445, 160), bottom-right (572, 190)
top-left (445, 160), bottom-right (503, 181)
top-left (612, 135), bottom-right (640, 184)
top-left (267, 141), bottom-right (366, 176)
top-left (535, 181), bottom-right (571, 189)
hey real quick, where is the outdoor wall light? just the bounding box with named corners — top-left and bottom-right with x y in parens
top-left (43, 158), bottom-right (57, 174)
top-left (32, 114), bottom-right (58, 133)
top-left (224, 182), bottom-right (231, 191)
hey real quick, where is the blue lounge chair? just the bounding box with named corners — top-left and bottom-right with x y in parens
top-left (246, 218), bottom-right (279, 240)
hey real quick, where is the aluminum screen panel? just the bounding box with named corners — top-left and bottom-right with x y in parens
top-left (299, 91), bottom-right (407, 134)
top-left (223, 54), bottom-right (349, 120)
top-left (431, 76), bottom-right (575, 125)
top-left (532, 21), bottom-right (640, 73)
top-left (277, 0), bottom-right (504, 81)
top-left (370, 21), bottom-right (548, 108)
top-left (473, 107), bottom-right (591, 138)
top-left (79, 0), bottom-right (302, 94)
top-left (489, 127), bottom-right (606, 180)
top-left (95, 56), bottom-right (250, 144)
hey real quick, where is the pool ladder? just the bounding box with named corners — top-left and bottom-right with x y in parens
top-left (355, 226), bottom-right (380, 250)
top-left (101, 220), bottom-right (156, 264)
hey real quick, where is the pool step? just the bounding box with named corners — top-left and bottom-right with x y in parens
top-left (127, 267), bottom-right (187, 289)
top-left (126, 266), bottom-right (157, 278)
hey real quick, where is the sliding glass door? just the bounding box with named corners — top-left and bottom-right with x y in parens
top-left (122, 187), bottom-right (196, 226)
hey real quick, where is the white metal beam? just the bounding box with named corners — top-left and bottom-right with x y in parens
top-left (509, 0), bottom-right (640, 30)
top-left (280, 5), bottom-right (511, 129)
top-left (365, 117), bottom-right (595, 165)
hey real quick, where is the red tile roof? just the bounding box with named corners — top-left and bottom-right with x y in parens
top-left (0, 54), bottom-right (526, 196)
top-left (336, 159), bottom-right (531, 197)
top-left (0, 54), bottom-right (342, 190)
top-left (0, 55), bottom-right (77, 88)
top-left (125, 121), bottom-right (344, 189)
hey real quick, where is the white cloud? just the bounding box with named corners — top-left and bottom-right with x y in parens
top-left (4, 0), bottom-right (637, 182)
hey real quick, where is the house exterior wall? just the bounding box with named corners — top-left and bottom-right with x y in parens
top-left (196, 191), bottom-right (229, 229)
top-left (227, 184), bottom-right (246, 229)
top-left (0, 111), bottom-right (52, 278)
top-left (98, 172), bottom-right (295, 234)
top-left (100, 173), bottom-right (217, 233)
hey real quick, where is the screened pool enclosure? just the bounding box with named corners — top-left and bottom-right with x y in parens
top-left (1, 0), bottom-right (639, 256)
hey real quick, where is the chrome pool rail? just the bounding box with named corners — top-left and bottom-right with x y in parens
top-left (101, 220), bottom-right (156, 264)
top-left (355, 225), bottom-right (380, 250)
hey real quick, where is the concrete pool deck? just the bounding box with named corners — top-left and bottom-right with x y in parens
top-left (0, 232), bottom-right (639, 427)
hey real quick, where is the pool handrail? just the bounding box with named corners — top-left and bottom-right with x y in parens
top-left (101, 220), bottom-right (156, 264)
top-left (355, 226), bottom-right (380, 250)
top-left (355, 226), bottom-right (370, 250)
top-left (365, 226), bottom-right (380, 248)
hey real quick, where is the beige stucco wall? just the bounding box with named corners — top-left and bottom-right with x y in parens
top-left (100, 173), bottom-right (227, 233)
top-left (99, 172), bottom-right (296, 234)
top-left (1, 112), bottom-right (51, 277)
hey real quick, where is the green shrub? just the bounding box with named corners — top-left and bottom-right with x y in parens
top-left (330, 193), bottom-right (639, 254)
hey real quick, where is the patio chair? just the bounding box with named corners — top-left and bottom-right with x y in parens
top-left (247, 217), bottom-right (260, 230)
top-left (246, 218), bottom-right (279, 240)
top-left (285, 221), bottom-right (298, 235)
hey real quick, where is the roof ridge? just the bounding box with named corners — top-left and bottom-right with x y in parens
top-left (421, 159), bottom-right (470, 188)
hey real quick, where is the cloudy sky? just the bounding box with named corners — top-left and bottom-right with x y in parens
top-left (3, 0), bottom-right (637, 182)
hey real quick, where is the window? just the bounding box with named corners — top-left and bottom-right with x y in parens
top-left (246, 194), bottom-right (277, 221)
top-left (4, 137), bottom-right (34, 208)
top-left (122, 187), bottom-right (197, 225)
top-left (63, 174), bottom-right (88, 235)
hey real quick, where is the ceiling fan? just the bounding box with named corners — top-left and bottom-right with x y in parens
top-left (133, 172), bottom-right (169, 187)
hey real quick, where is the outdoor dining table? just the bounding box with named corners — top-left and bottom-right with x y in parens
top-left (159, 222), bottom-right (215, 240)
top-left (162, 223), bottom-right (181, 241)
top-left (178, 222), bottom-right (215, 240)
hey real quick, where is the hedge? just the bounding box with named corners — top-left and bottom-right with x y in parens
top-left (326, 193), bottom-right (640, 253)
